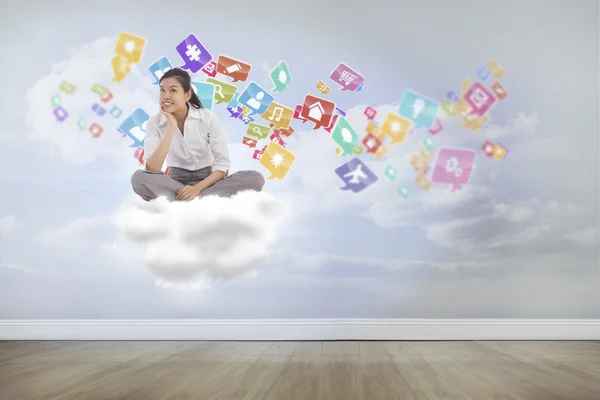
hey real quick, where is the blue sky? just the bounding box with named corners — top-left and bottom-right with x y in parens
top-left (0, 0), bottom-right (598, 319)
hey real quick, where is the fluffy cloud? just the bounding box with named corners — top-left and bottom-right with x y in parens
top-left (0, 215), bottom-right (17, 235)
top-left (114, 191), bottom-right (289, 290)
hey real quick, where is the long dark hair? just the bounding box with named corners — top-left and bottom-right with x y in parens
top-left (159, 67), bottom-right (204, 109)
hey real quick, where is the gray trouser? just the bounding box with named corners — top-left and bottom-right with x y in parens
top-left (130, 166), bottom-right (266, 202)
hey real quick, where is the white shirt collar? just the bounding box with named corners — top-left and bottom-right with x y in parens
top-left (157, 103), bottom-right (203, 126)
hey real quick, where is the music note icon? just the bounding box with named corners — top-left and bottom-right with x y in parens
top-left (262, 102), bottom-right (292, 130)
top-left (269, 106), bottom-right (283, 121)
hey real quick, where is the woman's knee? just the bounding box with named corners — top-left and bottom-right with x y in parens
top-left (247, 170), bottom-right (265, 191)
top-left (130, 169), bottom-right (147, 192)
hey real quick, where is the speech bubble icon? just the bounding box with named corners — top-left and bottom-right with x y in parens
top-left (119, 107), bottom-right (149, 148)
top-left (381, 112), bottom-right (411, 144)
top-left (50, 93), bottom-right (60, 108)
top-left (300, 94), bottom-right (336, 130)
top-left (191, 81), bottom-right (215, 110)
top-left (91, 83), bottom-right (108, 97)
top-left (175, 33), bottom-right (212, 73)
top-left (430, 147), bottom-right (477, 192)
top-left (91, 103), bottom-right (106, 116)
top-left (334, 158), bottom-right (378, 193)
top-left (329, 62), bottom-right (365, 92)
top-left (148, 56), bottom-right (172, 85)
top-left (111, 54), bottom-right (132, 83)
top-left (331, 115), bottom-right (358, 156)
top-left (77, 117), bottom-right (86, 131)
top-left (270, 60), bottom-right (292, 93)
top-left (52, 106), bottom-right (69, 122)
top-left (364, 106), bottom-right (377, 120)
top-left (226, 92), bottom-right (240, 109)
top-left (58, 81), bottom-right (76, 94)
top-left (227, 105), bottom-right (243, 118)
top-left (354, 145), bottom-right (363, 155)
top-left (242, 136), bottom-right (258, 148)
top-left (441, 99), bottom-right (457, 117)
top-left (259, 141), bottom-right (296, 180)
top-left (397, 90), bottom-right (440, 130)
top-left (89, 122), bottom-right (103, 138)
top-left (384, 165), bottom-right (397, 180)
top-left (109, 106), bottom-right (123, 119)
top-left (246, 123), bottom-right (270, 140)
top-left (238, 81), bottom-right (274, 116)
top-left (216, 55), bottom-right (251, 83)
top-left (115, 32), bottom-right (146, 63)
top-left (293, 104), bottom-right (308, 124)
top-left (205, 77), bottom-right (237, 105)
top-left (261, 102), bottom-right (293, 130)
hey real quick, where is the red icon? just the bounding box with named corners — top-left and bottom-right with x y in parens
top-left (293, 104), bottom-right (308, 123)
top-left (163, 167), bottom-right (170, 175)
top-left (135, 147), bottom-right (144, 164)
top-left (270, 132), bottom-right (286, 147)
top-left (252, 145), bottom-right (267, 160)
top-left (324, 114), bottom-right (339, 133)
top-left (216, 55), bottom-right (251, 83)
top-left (89, 122), bottom-right (103, 138)
top-left (428, 118), bottom-right (443, 135)
top-left (271, 124), bottom-right (295, 137)
top-left (362, 133), bottom-right (382, 153)
top-left (100, 90), bottom-right (113, 103)
top-left (300, 94), bottom-right (336, 130)
top-left (201, 60), bottom-right (217, 77)
top-left (242, 136), bottom-right (257, 148)
top-left (482, 140), bottom-right (495, 157)
top-left (491, 81), bottom-right (508, 100)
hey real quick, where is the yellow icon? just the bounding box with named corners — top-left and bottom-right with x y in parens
top-left (91, 83), bottom-right (108, 97)
top-left (316, 80), bottom-right (330, 95)
top-left (335, 147), bottom-right (343, 157)
top-left (353, 145), bottom-right (364, 155)
top-left (260, 102), bottom-right (293, 130)
top-left (462, 114), bottom-right (489, 131)
top-left (454, 97), bottom-right (472, 119)
top-left (58, 80), bottom-right (76, 94)
top-left (111, 54), bottom-right (132, 83)
top-left (487, 60), bottom-right (505, 79)
top-left (259, 141), bottom-right (296, 180)
top-left (381, 112), bottom-right (411, 144)
top-left (415, 171), bottom-right (432, 191)
top-left (241, 105), bottom-right (251, 118)
top-left (460, 78), bottom-right (472, 95)
top-left (374, 145), bottom-right (387, 158)
top-left (115, 32), bottom-right (146, 63)
top-left (410, 148), bottom-right (434, 173)
top-left (492, 143), bottom-right (507, 160)
top-left (365, 121), bottom-right (381, 138)
top-left (441, 99), bottom-right (456, 117)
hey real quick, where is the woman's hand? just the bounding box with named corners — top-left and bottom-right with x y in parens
top-left (160, 106), bottom-right (177, 132)
top-left (176, 185), bottom-right (203, 201)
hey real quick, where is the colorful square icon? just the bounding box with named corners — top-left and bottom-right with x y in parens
top-left (464, 82), bottom-right (496, 116)
top-left (335, 158), bottom-right (378, 193)
top-left (300, 94), bottom-right (336, 130)
top-left (238, 81), bottom-right (274, 116)
top-left (398, 90), bottom-right (440, 130)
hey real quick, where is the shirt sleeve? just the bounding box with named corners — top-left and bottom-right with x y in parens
top-left (143, 119), bottom-right (161, 171)
top-left (207, 111), bottom-right (231, 174)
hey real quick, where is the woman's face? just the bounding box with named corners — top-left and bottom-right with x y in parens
top-left (159, 77), bottom-right (191, 113)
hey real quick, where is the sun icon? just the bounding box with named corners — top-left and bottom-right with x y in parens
top-left (124, 40), bottom-right (136, 54)
top-left (269, 152), bottom-right (284, 168)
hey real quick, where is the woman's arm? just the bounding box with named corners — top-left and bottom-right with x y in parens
top-left (193, 170), bottom-right (227, 191)
top-left (145, 121), bottom-right (176, 172)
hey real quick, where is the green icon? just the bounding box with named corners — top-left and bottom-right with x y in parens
top-left (354, 145), bottom-right (364, 155)
top-left (51, 93), bottom-right (60, 108)
top-left (384, 165), bottom-right (397, 180)
top-left (91, 83), bottom-right (108, 97)
top-left (246, 123), bottom-right (270, 139)
top-left (331, 116), bottom-right (358, 156)
top-left (423, 136), bottom-right (434, 150)
top-left (398, 186), bottom-right (409, 199)
top-left (58, 80), bottom-right (76, 94)
top-left (270, 60), bottom-right (291, 93)
top-left (205, 78), bottom-right (237, 104)
top-left (77, 117), bottom-right (86, 131)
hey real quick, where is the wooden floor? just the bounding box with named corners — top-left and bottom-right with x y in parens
top-left (1, 341), bottom-right (600, 400)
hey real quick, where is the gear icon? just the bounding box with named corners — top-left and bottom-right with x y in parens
top-left (445, 157), bottom-right (459, 173)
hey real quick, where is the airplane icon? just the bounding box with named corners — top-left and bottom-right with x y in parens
top-left (343, 163), bottom-right (368, 184)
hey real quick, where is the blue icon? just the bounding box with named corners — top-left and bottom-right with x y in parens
top-left (477, 67), bottom-right (491, 82)
top-left (148, 56), bottom-right (173, 85)
top-left (335, 158), bottom-right (378, 193)
top-left (109, 105), bottom-right (122, 119)
top-left (356, 82), bottom-right (364, 92)
top-left (119, 108), bottom-right (150, 148)
top-left (238, 81), bottom-right (274, 116)
top-left (227, 106), bottom-right (243, 118)
top-left (398, 90), bottom-right (440, 130)
top-left (226, 92), bottom-right (240, 109)
top-left (446, 90), bottom-right (458, 102)
top-left (92, 103), bottom-right (106, 116)
top-left (191, 81), bottom-right (214, 110)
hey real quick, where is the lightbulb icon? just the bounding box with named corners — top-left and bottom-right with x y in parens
top-left (412, 98), bottom-right (425, 119)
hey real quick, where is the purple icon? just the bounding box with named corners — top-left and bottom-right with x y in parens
top-left (117, 128), bottom-right (126, 138)
top-left (430, 147), bottom-right (477, 192)
top-left (239, 113), bottom-right (254, 124)
top-left (52, 105), bottom-right (69, 122)
top-left (175, 33), bottom-right (212, 73)
top-left (447, 90), bottom-right (458, 102)
top-left (335, 158), bottom-right (378, 193)
top-left (92, 103), bottom-right (106, 116)
top-left (335, 107), bottom-right (346, 117)
top-left (329, 62), bottom-right (365, 92)
top-left (227, 106), bottom-right (243, 118)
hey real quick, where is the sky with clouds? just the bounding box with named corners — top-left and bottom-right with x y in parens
top-left (0, 0), bottom-right (598, 319)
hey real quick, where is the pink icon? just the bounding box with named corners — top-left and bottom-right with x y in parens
top-left (329, 62), bottom-right (365, 92)
top-left (253, 145), bottom-right (267, 160)
top-left (364, 106), bottom-right (377, 120)
top-left (464, 82), bottom-right (496, 116)
top-left (324, 114), bottom-right (338, 133)
top-left (430, 147), bottom-right (477, 192)
top-left (428, 118), bottom-right (443, 135)
top-left (269, 132), bottom-right (286, 147)
top-left (201, 61), bottom-right (217, 78)
top-left (133, 146), bottom-right (143, 159)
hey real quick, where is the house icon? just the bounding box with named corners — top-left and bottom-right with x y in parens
top-left (308, 101), bottom-right (324, 121)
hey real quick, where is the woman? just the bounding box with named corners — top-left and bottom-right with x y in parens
top-left (131, 68), bottom-right (265, 201)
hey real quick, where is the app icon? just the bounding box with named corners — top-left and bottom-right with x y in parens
top-left (335, 158), bottom-right (378, 193)
top-left (335, 107), bottom-right (347, 117)
top-left (252, 145), bottom-right (267, 160)
top-left (191, 81), bottom-right (215, 109)
top-left (355, 82), bottom-right (364, 92)
top-left (216, 55), bottom-right (251, 83)
top-left (246, 122), bottom-right (270, 140)
top-left (477, 67), bottom-right (491, 81)
top-left (482, 140), bottom-right (495, 157)
top-left (260, 141), bottom-right (296, 180)
top-left (91, 103), bottom-right (106, 116)
top-left (270, 60), bottom-right (292, 93)
top-left (100, 90), bottom-right (113, 103)
top-left (487, 60), bottom-right (505, 78)
top-left (430, 147), bottom-right (477, 192)
top-left (415, 171), bottom-right (432, 191)
top-left (111, 54), bottom-right (131, 83)
top-left (272, 124), bottom-right (295, 137)
top-left (134, 146), bottom-right (143, 163)
top-left (148, 56), bottom-right (172, 85)
top-left (238, 81), bottom-right (274, 116)
top-left (300, 94), bottom-right (336, 130)
top-left (89, 122), bottom-right (103, 138)
top-left (175, 33), bottom-right (212, 73)
top-left (59, 80), bottom-right (76, 94)
top-left (77, 117), bottom-right (86, 131)
top-left (324, 114), bottom-right (339, 133)
top-left (410, 148), bottom-right (434, 173)
top-left (441, 99), bottom-right (457, 117)
top-left (491, 82), bottom-right (508, 100)
top-left (50, 93), bottom-right (60, 108)
top-left (241, 105), bottom-right (251, 118)
top-left (365, 121), bottom-right (381, 138)
top-left (110, 106), bottom-right (122, 118)
top-left (454, 97), bottom-right (472, 119)
top-left (52, 106), bottom-right (68, 122)
top-left (316, 80), bottom-right (330, 95)
top-left (239, 113), bottom-right (254, 124)
top-left (115, 32), bottom-right (146, 63)
top-left (91, 83), bottom-right (108, 97)
top-left (270, 132), bottom-right (286, 147)
top-left (398, 186), bottom-right (409, 199)
top-left (362, 133), bottom-right (382, 153)
top-left (201, 60), bottom-right (217, 77)
top-left (446, 90), bottom-right (458, 102)
top-left (226, 92), bottom-right (240, 109)
top-left (461, 78), bottom-right (472, 96)
top-left (384, 165), bottom-right (397, 180)
top-left (331, 115), bottom-right (359, 156)
top-left (428, 118), bottom-right (443, 135)
top-left (243, 136), bottom-right (257, 148)
top-left (329, 62), bottom-right (365, 92)
top-left (462, 114), bottom-right (489, 131)
top-left (374, 145), bottom-right (387, 158)
top-left (493, 142), bottom-right (508, 160)
top-left (398, 90), bottom-right (440, 130)
top-left (354, 145), bottom-right (364, 155)
top-left (293, 104), bottom-right (308, 123)
top-left (119, 107), bottom-right (150, 148)
top-left (261, 102), bottom-right (293, 130)
top-left (464, 82), bottom-right (496, 116)
top-left (227, 105), bottom-right (243, 118)
top-left (364, 106), bottom-right (377, 120)
top-left (423, 136), bottom-right (434, 150)
top-left (381, 112), bottom-right (411, 144)
top-left (205, 78), bottom-right (237, 105)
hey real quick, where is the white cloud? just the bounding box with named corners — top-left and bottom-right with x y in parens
top-left (114, 191), bottom-right (289, 290)
top-left (26, 36), bottom-right (156, 166)
top-left (0, 215), bottom-right (18, 235)
top-left (34, 215), bottom-right (112, 248)
top-left (479, 112), bottom-right (539, 139)
top-left (564, 227), bottom-right (599, 247)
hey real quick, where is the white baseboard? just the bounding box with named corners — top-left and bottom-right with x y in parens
top-left (1, 319), bottom-right (600, 341)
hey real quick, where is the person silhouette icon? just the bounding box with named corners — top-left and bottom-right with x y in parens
top-left (247, 92), bottom-right (264, 110)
